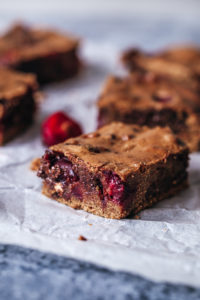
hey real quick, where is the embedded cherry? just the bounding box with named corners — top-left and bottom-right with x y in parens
top-left (103, 171), bottom-right (125, 203)
top-left (55, 157), bottom-right (78, 183)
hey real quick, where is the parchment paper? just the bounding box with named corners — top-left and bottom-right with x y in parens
top-left (0, 41), bottom-right (200, 288)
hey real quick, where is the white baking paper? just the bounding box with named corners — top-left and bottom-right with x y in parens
top-left (0, 41), bottom-right (200, 288)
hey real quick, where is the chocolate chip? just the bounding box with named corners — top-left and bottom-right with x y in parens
top-left (139, 164), bottom-right (146, 173)
top-left (124, 49), bottom-right (140, 60)
top-left (110, 134), bottom-right (117, 140)
top-left (87, 145), bottom-right (110, 153)
top-left (176, 138), bottom-right (185, 146)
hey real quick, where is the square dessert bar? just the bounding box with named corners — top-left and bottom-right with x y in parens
top-left (37, 122), bottom-right (189, 219)
top-left (121, 46), bottom-right (200, 89)
top-left (97, 74), bottom-right (200, 152)
top-left (0, 24), bottom-right (80, 83)
top-left (0, 68), bottom-right (38, 144)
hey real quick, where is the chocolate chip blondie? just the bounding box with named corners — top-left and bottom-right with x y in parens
top-left (0, 24), bottom-right (80, 83)
top-left (0, 68), bottom-right (38, 144)
top-left (121, 46), bottom-right (200, 89)
top-left (97, 74), bottom-right (200, 152)
top-left (37, 122), bottom-right (189, 219)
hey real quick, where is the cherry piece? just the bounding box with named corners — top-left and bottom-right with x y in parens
top-left (55, 157), bottom-right (78, 183)
top-left (103, 171), bottom-right (125, 204)
top-left (42, 111), bottom-right (82, 146)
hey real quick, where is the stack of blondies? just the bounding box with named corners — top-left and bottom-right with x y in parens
top-left (0, 24), bottom-right (199, 219)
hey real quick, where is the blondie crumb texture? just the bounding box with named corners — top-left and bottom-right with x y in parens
top-left (30, 158), bottom-right (41, 171)
top-left (37, 122), bottom-right (189, 219)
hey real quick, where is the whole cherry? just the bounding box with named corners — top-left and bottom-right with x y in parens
top-left (42, 111), bottom-right (82, 146)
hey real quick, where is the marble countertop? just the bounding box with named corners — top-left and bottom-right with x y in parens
top-left (1, 243), bottom-right (200, 300)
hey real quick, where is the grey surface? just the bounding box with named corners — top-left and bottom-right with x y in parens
top-left (0, 0), bottom-right (200, 50)
top-left (0, 243), bottom-right (200, 300)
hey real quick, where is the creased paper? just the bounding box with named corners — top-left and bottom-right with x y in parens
top-left (0, 42), bottom-right (200, 287)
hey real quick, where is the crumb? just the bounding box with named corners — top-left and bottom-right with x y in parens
top-left (134, 215), bottom-right (140, 220)
top-left (30, 158), bottom-right (41, 171)
top-left (78, 235), bottom-right (87, 241)
top-left (88, 223), bottom-right (92, 226)
top-left (35, 91), bottom-right (45, 104)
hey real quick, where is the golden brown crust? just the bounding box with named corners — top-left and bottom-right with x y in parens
top-left (98, 74), bottom-right (199, 113)
top-left (121, 45), bottom-right (200, 88)
top-left (0, 68), bottom-right (37, 99)
top-left (51, 122), bottom-right (187, 180)
top-left (159, 45), bottom-right (200, 68)
top-left (0, 23), bottom-right (79, 63)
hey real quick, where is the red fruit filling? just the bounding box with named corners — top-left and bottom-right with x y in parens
top-left (41, 111), bottom-right (82, 146)
top-left (39, 151), bottom-right (78, 183)
top-left (101, 171), bottom-right (125, 204)
top-left (38, 150), bottom-right (128, 207)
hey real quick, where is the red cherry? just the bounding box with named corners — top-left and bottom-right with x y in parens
top-left (42, 111), bottom-right (82, 146)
